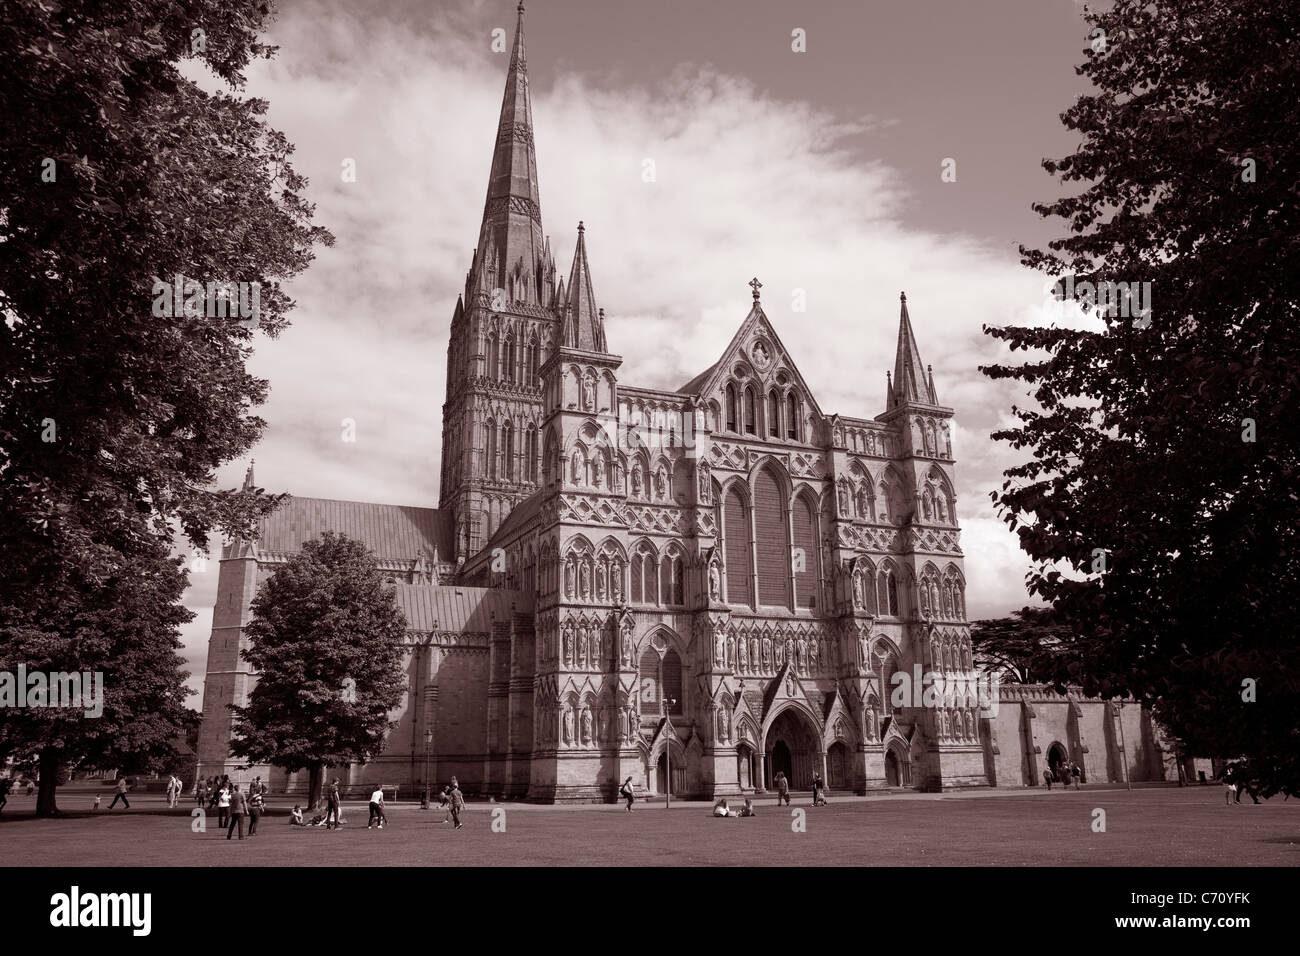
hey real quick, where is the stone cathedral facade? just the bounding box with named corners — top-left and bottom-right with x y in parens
top-left (196, 3), bottom-right (1175, 800)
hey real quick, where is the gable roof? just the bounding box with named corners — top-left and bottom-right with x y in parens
top-left (674, 300), bottom-right (825, 418)
top-left (256, 496), bottom-right (453, 563)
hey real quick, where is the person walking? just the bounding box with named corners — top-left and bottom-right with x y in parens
top-left (226, 784), bottom-right (248, 840)
top-left (247, 785), bottom-right (265, 836)
top-left (618, 776), bottom-right (635, 812)
top-left (368, 785), bottom-right (387, 829)
top-left (0, 776), bottom-right (11, 813)
top-left (1224, 779), bottom-right (1237, 805)
top-left (1043, 768), bottom-right (1053, 791)
top-left (217, 782), bottom-right (231, 829)
top-left (774, 771), bottom-right (790, 806)
top-left (326, 779), bottom-right (342, 829)
top-left (436, 786), bottom-right (452, 823)
top-left (449, 780), bottom-right (465, 829)
top-left (108, 776), bottom-right (130, 810)
top-left (811, 772), bottom-right (828, 806)
top-left (1070, 763), bottom-right (1081, 790)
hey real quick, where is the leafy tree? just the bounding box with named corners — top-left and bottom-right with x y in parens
top-left (970, 607), bottom-right (1075, 685)
top-left (0, 1), bottom-right (330, 812)
top-left (982, 0), bottom-right (1299, 795)
top-left (230, 533), bottom-right (408, 809)
top-left (0, 541), bottom-right (195, 815)
top-left (0, 0), bottom-right (331, 593)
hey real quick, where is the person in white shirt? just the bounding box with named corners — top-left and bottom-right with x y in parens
top-left (217, 785), bottom-right (231, 828)
top-left (368, 786), bottom-right (387, 829)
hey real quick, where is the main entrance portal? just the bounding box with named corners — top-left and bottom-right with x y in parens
top-left (764, 708), bottom-right (819, 790)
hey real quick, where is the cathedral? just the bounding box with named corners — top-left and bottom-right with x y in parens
top-left (196, 3), bottom-right (1175, 800)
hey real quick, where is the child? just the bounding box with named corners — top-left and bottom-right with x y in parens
top-left (437, 786), bottom-right (452, 823)
top-left (712, 798), bottom-right (736, 818)
top-left (290, 805), bottom-right (305, 826)
top-left (93, 795), bottom-right (101, 811)
top-left (738, 798), bottom-right (756, 817)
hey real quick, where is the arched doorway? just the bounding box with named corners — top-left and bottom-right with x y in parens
top-left (656, 753), bottom-right (672, 795)
top-left (764, 708), bottom-right (819, 790)
top-left (1047, 742), bottom-right (1067, 783)
top-left (885, 742), bottom-right (911, 787)
top-left (827, 741), bottom-right (849, 790)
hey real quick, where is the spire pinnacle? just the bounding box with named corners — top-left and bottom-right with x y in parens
top-left (472, 0), bottom-right (546, 305)
top-left (891, 291), bottom-right (934, 407)
top-left (564, 221), bottom-right (604, 351)
top-left (242, 460), bottom-right (255, 491)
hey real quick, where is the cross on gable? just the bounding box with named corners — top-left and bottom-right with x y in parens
top-left (749, 276), bottom-right (762, 300)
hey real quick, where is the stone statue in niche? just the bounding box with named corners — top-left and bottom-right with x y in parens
top-left (761, 637), bottom-right (771, 668)
top-left (592, 455), bottom-right (604, 487)
top-left (838, 482), bottom-right (850, 516)
top-left (715, 632), bottom-right (725, 665)
top-left (597, 562), bottom-right (608, 601)
top-left (708, 563), bottom-right (721, 601)
top-left (598, 707), bottom-right (610, 742)
top-left (631, 463), bottom-right (642, 497)
top-left (563, 628), bottom-right (573, 662)
top-left (611, 568), bottom-right (622, 602)
top-left (654, 467), bottom-right (667, 500)
top-left (571, 451), bottom-right (583, 483)
top-left (853, 571), bottom-right (864, 608)
top-left (717, 709), bottom-right (728, 743)
top-left (809, 638), bottom-right (819, 669)
top-left (563, 708), bottom-right (574, 744)
top-left (581, 708), bottom-right (593, 744)
top-left (582, 376), bottom-right (595, 411)
top-left (579, 560), bottom-right (591, 599)
top-left (621, 630), bottom-right (632, 665)
top-left (738, 637), bottom-right (748, 671)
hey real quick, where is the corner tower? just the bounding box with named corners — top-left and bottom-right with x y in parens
top-left (440, 1), bottom-right (560, 563)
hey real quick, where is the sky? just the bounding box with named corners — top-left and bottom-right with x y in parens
top-left (177, 0), bottom-right (1100, 705)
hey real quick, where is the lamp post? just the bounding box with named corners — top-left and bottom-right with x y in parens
top-left (663, 697), bottom-right (677, 809)
top-left (421, 729), bottom-right (433, 808)
top-left (1117, 701), bottom-right (1132, 791)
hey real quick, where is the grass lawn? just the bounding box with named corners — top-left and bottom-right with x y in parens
top-left (1, 783), bottom-right (1295, 867)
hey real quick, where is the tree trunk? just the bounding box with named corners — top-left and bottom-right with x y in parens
top-left (308, 762), bottom-right (323, 811)
top-left (35, 748), bottom-right (60, 817)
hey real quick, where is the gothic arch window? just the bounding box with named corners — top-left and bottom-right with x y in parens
top-left (528, 334), bottom-right (540, 385)
top-left (754, 465), bottom-right (791, 608)
top-left (525, 426), bottom-right (538, 483)
top-left (502, 421), bottom-right (514, 481)
top-left (485, 419), bottom-right (497, 480)
top-left (662, 649), bottom-right (684, 715)
top-left (792, 491), bottom-right (818, 609)
top-left (503, 334), bottom-right (516, 383)
top-left (857, 558), bottom-right (878, 614)
top-left (487, 331), bottom-right (499, 381)
top-left (639, 647), bottom-right (660, 712)
top-left (743, 386), bottom-right (757, 435)
top-left (877, 563), bottom-right (899, 617)
top-left (768, 389), bottom-right (781, 437)
top-left (659, 550), bottom-right (685, 606)
top-left (723, 484), bottom-right (753, 608)
top-left (725, 385), bottom-right (738, 432)
top-left (786, 392), bottom-right (799, 440)
top-left (631, 542), bottom-right (658, 604)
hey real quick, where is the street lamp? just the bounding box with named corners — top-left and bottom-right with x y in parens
top-left (662, 697), bottom-right (677, 809)
top-left (421, 729), bottom-right (433, 809)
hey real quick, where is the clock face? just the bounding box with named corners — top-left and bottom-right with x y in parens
top-left (751, 340), bottom-right (772, 370)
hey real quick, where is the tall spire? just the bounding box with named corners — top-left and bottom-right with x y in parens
top-left (563, 221), bottom-right (605, 351)
top-left (891, 292), bottom-right (936, 406)
top-left (473, 1), bottom-right (549, 305)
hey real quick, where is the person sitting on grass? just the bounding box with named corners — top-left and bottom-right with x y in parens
top-left (290, 805), bottom-right (305, 826)
top-left (738, 798), bottom-right (756, 817)
top-left (712, 798), bottom-right (737, 818)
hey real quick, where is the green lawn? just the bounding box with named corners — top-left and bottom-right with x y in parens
top-left (1, 784), bottom-right (1295, 866)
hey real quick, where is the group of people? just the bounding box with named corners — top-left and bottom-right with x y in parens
top-left (712, 797), bottom-right (758, 817)
top-left (770, 770), bottom-right (831, 806)
top-left (288, 776), bottom-right (467, 830)
top-left (1043, 763), bottom-right (1082, 790)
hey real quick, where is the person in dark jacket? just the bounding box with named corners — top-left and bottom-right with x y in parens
top-left (326, 779), bottom-right (342, 829)
top-left (449, 781), bottom-right (465, 829)
top-left (247, 787), bottom-right (265, 836)
top-left (226, 784), bottom-right (248, 840)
